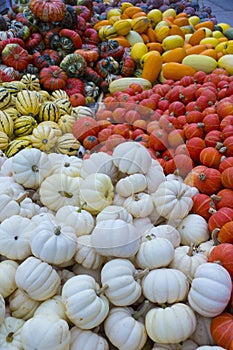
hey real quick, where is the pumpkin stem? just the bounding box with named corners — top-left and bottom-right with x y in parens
top-left (210, 194), bottom-right (221, 202)
top-left (58, 190), bottom-right (73, 198)
top-left (215, 142), bottom-right (224, 150)
top-left (31, 164), bottom-right (39, 172)
top-left (186, 275), bottom-right (193, 284)
top-left (54, 226), bottom-right (61, 235)
top-left (134, 268), bottom-right (149, 280)
top-left (198, 173), bottom-right (206, 181)
top-left (16, 192), bottom-right (28, 204)
top-left (6, 332), bottom-right (14, 343)
top-left (211, 228), bottom-right (221, 246)
top-left (176, 189), bottom-right (186, 200)
top-left (96, 284), bottom-right (108, 296)
top-left (132, 300), bottom-right (150, 320)
top-left (187, 242), bottom-right (195, 256)
top-left (219, 146), bottom-right (227, 154)
top-left (77, 202), bottom-right (87, 213)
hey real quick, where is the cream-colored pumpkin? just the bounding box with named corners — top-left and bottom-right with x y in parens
top-left (0, 215), bottom-right (35, 260)
top-left (135, 237), bottom-right (175, 270)
top-left (56, 205), bottom-right (95, 236)
top-left (145, 303), bottom-right (197, 344)
top-left (91, 219), bottom-right (140, 258)
top-left (70, 327), bottom-right (109, 350)
top-left (0, 176), bottom-right (23, 195)
top-left (190, 313), bottom-right (215, 346)
top-left (169, 245), bottom-right (208, 278)
top-left (196, 347), bottom-right (226, 350)
top-left (39, 173), bottom-right (82, 211)
top-left (56, 269), bottom-right (75, 294)
top-left (123, 192), bottom-right (154, 218)
top-left (75, 234), bottom-right (105, 270)
top-left (151, 180), bottom-right (193, 221)
top-left (104, 306), bottom-right (147, 350)
top-left (21, 316), bottom-right (70, 350)
top-left (8, 289), bottom-right (40, 321)
top-left (15, 256), bottom-right (61, 301)
top-left (112, 141), bottom-right (152, 174)
top-left (142, 268), bottom-right (189, 304)
top-left (0, 260), bottom-right (18, 298)
top-left (177, 214), bottom-right (210, 246)
top-left (0, 191), bottom-right (36, 222)
top-left (72, 264), bottom-right (101, 284)
top-left (80, 152), bottom-right (118, 182)
top-left (112, 193), bottom-right (125, 206)
top-left (152, 340), bottom-right (198, 350)
top-left (188, 262), bottom-right (232, 317)
top-left (145, 159), bottom-right (166, 193)
top-left (100, 258), bottom-right (142, 306)
top-left (133, 217), bottom-right (154, 238)
top-left (30, 220), bottom-right (77, 265)
top-left (31, 211), bottom-right (56, 225)
top-left (49, 153), bottom-right (83, 177)
top-left (79, 173), bottom-right (114, 215)
top-left (197, 239), bottom-right (214, 257)
top-left (72, 106), bottom-right (94, 119)
top-left (96, 205), bottom-right (133, 223)
top-left (0, 294), bottom-right (5, 326)
top-left (146, 225), bottom-right (181, 248)
top-left (61, 274), bottom-right (109, 329)
top-left (34, 295), bottom-right (67, 322)
top-left (115, 174), bottom-right (147, 197)
top-left (11, 148), bottom-right (52, 189)
top-left (0, 316), bottom-right (25, 349)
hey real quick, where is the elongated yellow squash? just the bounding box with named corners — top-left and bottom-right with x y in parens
top-left (109, 77), bottom-right (152, 94)
top-left (182, 54), bottom-right (217, 74)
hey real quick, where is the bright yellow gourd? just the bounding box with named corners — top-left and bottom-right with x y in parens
top-left (131, 42), bottom-right (148, 61)
top-left (182, 54), bottom-right (217, 73)
top-left (218, 54), bottom-right (233, 75)
top-left (162, 35), bottom-right (184, 51)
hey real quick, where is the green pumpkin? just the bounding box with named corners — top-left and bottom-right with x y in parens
top-left (60, 53), bottom-right (87, 78)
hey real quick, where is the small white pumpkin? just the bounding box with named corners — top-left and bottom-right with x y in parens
top-left (8, 289), bottom-right (40, 321)
top-left (0, 260), bottom-right (18, 298)
top-left (75, 234), bottom-right (105, 270)
top-left (104, 306), bottom-right (147, 350)
top-left (188, 262), bottom-right (232, 317)
top-left (135, 237), bottom-right (175, 270)
top-left (39, 173), bottom-right (83, 211)
top-left (30, 220), bottom-right (77, 265)
top-left (190, 313), bottom-right (215, 346)
top-left (0, 191), bottom-right (36, 222)
top-left (96, 205), bottom-right (133, 223)
top-left (34, 295), bottom-right (67, 322)
top-left (177, 214), bottom-right (210, 246)
top-left (145, 159), bottom-right (166, 193)
top-left (21, 315), bottom-right (70, 350)
top-left (56, 268), bottom-right (75, 294)
top-left (100, 258), bottom-right (142, 306)
top-left (0, 157), bottom-right (14, 177)
top-left (112, 141), bottom-right (152, 175)
top-left (197, 239), bottom-right (215, 257)
top-left (0, 215), bottom-right (35, 260)
top-left (151, 340), bottom-right (198, 350)
top-left (145, 303), bottom-right (197, 344)
top-left (61, 274), bottom-right (109, 329)
top-left (56, 205), bottom-right (95, 236)
top-left (70, 327), bottom-right (109, 350)
top-left (123, 192), bottom-right (154, 218)
top-left (151, 180), bottom-right (193, 221)
top-left (49, 153), bottom-right (83, 177)
top-left (79, 173), bottom-right (114, 215)
top-left (115, 174), bottom-right (147, 197)
top-left (72, 264), bottom-right (101, 284)
top-left (15, 256), bottom-right (61, 301)
top-left (146, 224), bottom-right (181, 248)
top-left (196, 347), bottom-right (226, 350)
top-left (91, 219), bottom-right (140, 258)
top-left (12, 148), bottom-right (52, 189)
top-left (0, 316), bottom-right (25, 349)
top-left (0, 176), bottom-right (23, 195)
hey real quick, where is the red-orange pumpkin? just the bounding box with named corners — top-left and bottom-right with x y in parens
top-left (29, 0), bottom-right (66, 23)
top-left (72, 116), bottom-right (100, 143)
top-left (39, 65), bottom-right (68, 90)
top-left (195, 167), bottom-right (222, 195)
top-left (208, 243), bottom-right (233, 279)
top-left (213, 221), bottom-right (233, 245)
top-left (211, 313), bottom-right (233, 349)
top-left (191, 193), bottom-right (216, 220)
top-left (208, 207), bottom-right (233, 233)
top-left (221, 167), bottom-right (233, 190)
top-left (1, 43), bottom-right (30, 72)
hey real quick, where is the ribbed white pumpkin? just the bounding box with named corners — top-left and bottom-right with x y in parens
top-left (96, 205), bottom-right (133, 223)
top-left (8, 289), bottom-right (40, 321)
top-left (75, 234), bottom-right (105, 270)
top-left (142, 268), bottom-right (189, 304)
top-left (123, 192), bottom-right (154, 218)
top-left (0, 191), bottom-right (36, 222)
top-left (146, 224), bottom-right (181, 248)
top-left (100, 258), bottom-right (142, 306)
top-left (91, 219), bottom-right (140, 258)
top-left (49, 153), bottom-right (83, 177)
top-left (70, 327), bottom-right (109, 350)
top-left (145, 303), bottom-right (197, 343)
top-left (61, 275), bottom-right (109, 329)
top-left (0, 260), bottom-right (18, 298)
top-left (190, 313), bottom-right (215, 346)
top-left (188, 262), bottom-right (232, 317)
top-left (151, 340), bottom-right (198, 350)
top-left (34, 295), bottom-right (67, 322)
top-left (21, 316), bottom-right (70, 350)
top-left (177, 214), bottom-right (210, 246)
top-left (115, 174), bottom-right (147, 197)
top-left (112, 141), bottom-right (152, 174)
top-left (104, 306), bottom-right (147, 350)
top-left (0, 316), bottom-right (25, 349)
top-left (15, 256), bottom-right (61, 301)
top-left (145, 159), bottom-right (166, 193)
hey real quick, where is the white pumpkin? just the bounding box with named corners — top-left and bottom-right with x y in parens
top-left (0, 158), bottom-right (13, 177)
top-left (151, 180), bottom-right (193, 221)
top-left (196, 347), bottom-right (226, 350)
top-left (135, 237), bottom-right (175, 270)
top-left (0, 176), bottom-right (23, 195)
top-left (0, 260), bottom-right (18, 298)
top-left (112, 141), bottom-right (152, 174)
top-left (30, 220), bottom-right (77, 265)
top-left (145, 303), bottom-right (197, 344)
top-left (133, 217), bottom-right (154, 238)
top-left (79, 173), bottom-right (114, 215)
top-left (100, 258), bottom-right (142, 306)
top-left (49, 153), bottom-right (83, 177)
top-left (115, 174), bottom-right (147, 197)
top-left (21, 315), bottom-right (70, 350)
top-left (34, 295), bottom-right (67, 322)
top-left (61, 274), bottom-right (109, 329)
top-left (0, 215), bottom-right (35, 260)
top-left (0, 191), bottom-right (36, 222)
top-left (145, 159), bottom-right (166, 193)
top-left (146, 224), bottom-right (181, 248)
top-left (197, 239), bottom-right (215, 257)
top-left (0, 151), bottom-right (7, 170)
top-left (80, 152), bottom-right (118, 181)
top-left (8, 289), bottom-right (40, 321)
top-left (123, 192), bottom-right (154, 218)
top-left (56, 268), bottom-right (75, 294)
top-left (15, 256), bottom-right (61, 301)
top-left (152, 340), bottom-right (198, 350)
top-left (177, 214), bottom-right (210, 246)
top-left (0, 316), bottom-right (25, 349)
top-left (31, 211), bottom-right (56, 225)
top-left (142, 268), bottom-right (189, 304)
top-left (75, 234), bottom-right (105, 270)
top-left (112, 192), bottom-right (125, 206)
top-left (91, 219), bottom-right (140, 258)
top-left (169, 245), bottom-right (208, 278)
top-left (190, 313), bottom-right (215, 346)
top-left (72, 264), bottom-right (101, 284)
top-left (104, 306), bottom-right (147, 350)
top-left (11, 148), bottom-right (52, 189)
top-left (96, 205), bottom-right (133, 223)
top-left (188, 262), bottom-right (232, 317)
top-left (56, 205), bottom-right (95, 236)
top-left (70, 327), bottom-right (109, 350)
top-left (39, 173), bottom-right (83, 211)
top-left (0, 294), bottom-right (5, 326)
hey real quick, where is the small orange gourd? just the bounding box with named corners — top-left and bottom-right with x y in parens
top-left (162, 62), bottom-right (196, 80)
top-left (123, 6), bottom-right (142, 18)
top-left (194, 20), bottom-right (215, 31)
top-left (162, 47), bottom-right (187, 63)
top-left (169, 24), bottom-right (185, 39)
top-left (173, 16), bottom-right (189, 27)
top-left (188, 28), bottom-right (206, 46)
top-left (141, 51), bottom-right (162, 83)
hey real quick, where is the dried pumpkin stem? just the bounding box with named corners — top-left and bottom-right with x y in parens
top-left (134, 268), bottom-right (149, 280)
top-left (211, 228), bottom-right (221, 246)
top-left (96, 284), bottom-right (109, 296)
top-left (16, 192), bottom-right (28, 204)
top-left (58, 190), bottom-right (73, 198)
top-left (133, 300), bottom-right (150, 320)
top-left (6, 332), bottom-right (14, 343)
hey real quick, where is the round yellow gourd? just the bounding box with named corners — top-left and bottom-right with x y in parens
top-left (217, 22), bottom-right (231, 33)
top-left (107, 8), bottom-right (122, 20)
top-left (188, 16), bottom-right (200, 26)
top-left (162, 35), bottom-right (184, 51)
top-left (131, 42), bottom-right (148, 61)
top-left (199, 37), bottom-right (219, 47)
top-left (162, 8), bottom-right (176, 19)
top-left (212, 30), bottom-right (225, 39)
top-left (218, 54), bottom-right (233, 75)
top-left (147, 9), bottom-right (162, 27)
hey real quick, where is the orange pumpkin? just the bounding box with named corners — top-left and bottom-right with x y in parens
top-left (72, 116), bottom-right (100, 142)
top-left (211, 313), bottom-right (233, 349)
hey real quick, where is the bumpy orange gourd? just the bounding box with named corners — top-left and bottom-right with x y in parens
top-left (141, 51), bottom-right (162, 83)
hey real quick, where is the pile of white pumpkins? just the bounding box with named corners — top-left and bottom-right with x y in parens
top-left (0, 141), bottom-right (231, 350)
